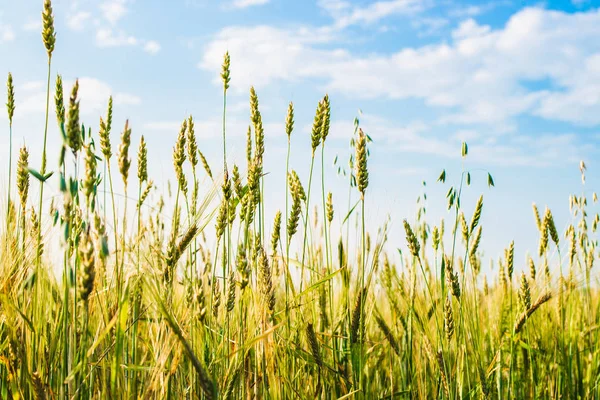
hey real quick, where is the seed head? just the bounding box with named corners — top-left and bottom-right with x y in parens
top-left (7, 73), bottom-right (15, 124)
top-left (186, 115), bottom-right (198, 167)
top-left (117, 120), bottom-right (132, 187)
top-left (506, 241), bottom-right (514, 281)
top-left (311, 99), bottom-right (324, 153)
top-left (326, 192), bottom-right (334, 223)
top-left (320, 94), bottom-right (331, 143)
top-left (226, 270), bottom-right (236, 312)
top-left (66, 80), bottom-right (81, 154)
top-left (444, 297), bottom-right (454, 341)
top-left (42, 0), bottom-right (56, 57)
top-left (355, 129), bottom-right (369, 196)
top-left (221, 51), bottom-right (231, 91)
top-left (271, 210), bottom-right (281, 256)
top-left (470, 195), bottom-right (483, 234)
top-left (519, 272), bottom-right (531, 310)
top-left (137, 135), bottom-right (148, 183)
top-left (306, 323), bottom-right (323, 369)
top-left (403, 220), bottom-right (420, 258)
top-left (78, 228), bottom-right (96, 303)
top-left (17, 146), bottom-right (29, 211)
top-left (258, 247), bottom-right (275, 313)
top-left (285, 101), bottom-right (294, 139)
top-left (198, 150), bottom-right (212, 179)
top-left (99, 97), bottom-right (113, 160)
top-left (54, 74), bottom-right (65, 127)
top-left (83, 142), bottom-right (97, 206)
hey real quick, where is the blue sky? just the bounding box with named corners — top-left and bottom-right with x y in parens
top-left (1, 0), bottom-right (600, 274)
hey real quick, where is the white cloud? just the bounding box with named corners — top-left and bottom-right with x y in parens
top-left (231, 0), bottom-right (270, 9)
top-left (100, 0), bottom-right (128, 24)
top-left (144, 119), bottom-right (284, 141)
top-left (451, 18), bottom-right (490, 39)
top-left (319, 0), bottom-right (428, 28)
top-left (12, 78), bottom-right (140, 119)
top-left (67, 11), bottom-right (92, 31)
top-left (143, 40), bottom-right (161, 55)
top-left (201, 7), bottom-right (600, 126)
top-left (0, 24), bottom-right (15, 42)
top-left (23, 19), bottom-right (41, 32)
top-left (96, 28), bottom-right (137, 47)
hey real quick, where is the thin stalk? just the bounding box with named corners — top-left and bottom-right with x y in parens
top-left (300, 154), bottom-right (316, 292)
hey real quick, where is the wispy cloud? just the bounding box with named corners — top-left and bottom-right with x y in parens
top-left (201, 7), bottom-right (600, 128)
top-left (12, 77), bottom-right (140, 120)
top-left (96, 28), bottom-right (137, 47)
top-left (143, 40), bottom-right (161, 55)
top-left (319, 0), bottom-right (429, 28)
top-left (22, 19), bottom-right (41, 32)
top-left (100, 0), bottom-right (128, 25)
top-left (67, 11), bottom-right (91, 31)
top-left (0, 23), bottom-right (15, 42)
top-left (230, 0), bottom-right (270, 9)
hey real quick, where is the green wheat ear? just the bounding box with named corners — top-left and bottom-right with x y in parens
top-left (42, 0), bottom-right (56, 57)
top-left (6, 73), bottom-right (15, 124)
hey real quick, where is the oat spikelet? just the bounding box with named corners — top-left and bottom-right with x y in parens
top-left (514, 292), bottom-right (552, 334)
top-left (66, 80), bottom-right (81, 154)
top-left (306, 323), bottom-right (323, 369)
top-left (355, 128), bottom-right (368, 197)
top-left (285, 101), bottom-right (294, 138)
top-left (7, 72), bottom-right (15, 124)
top-left (41, 0), bottom-right (56, 57)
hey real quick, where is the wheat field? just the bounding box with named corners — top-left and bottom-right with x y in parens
top-left (1, 1), bottom-right (600, 399)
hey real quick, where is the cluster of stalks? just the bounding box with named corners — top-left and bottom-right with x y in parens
top-left (1, 2), bottom-right (600, 399)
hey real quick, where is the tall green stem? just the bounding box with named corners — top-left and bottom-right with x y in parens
top-left (300, 155), bottom-right (315, 292)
